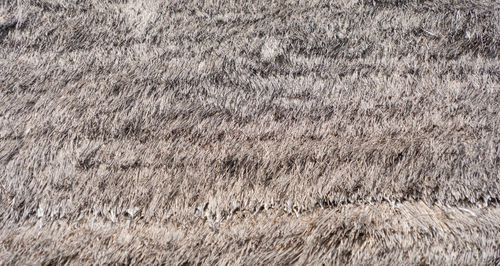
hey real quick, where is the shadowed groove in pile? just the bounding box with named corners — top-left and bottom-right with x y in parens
top-left (0, 0), bottom-right (499, 264)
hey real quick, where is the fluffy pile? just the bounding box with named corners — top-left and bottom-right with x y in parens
top-left (1, 0), bottom-right (499, 264)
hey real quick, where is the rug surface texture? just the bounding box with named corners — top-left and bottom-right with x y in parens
top-left (1, 0), bottom-right (499, 264)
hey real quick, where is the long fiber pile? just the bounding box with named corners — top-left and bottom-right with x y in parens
top-left (1, 0), bottom-right (500, 264)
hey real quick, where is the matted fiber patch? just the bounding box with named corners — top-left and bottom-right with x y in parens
top-left (1, 0), bottom-right (499, 264)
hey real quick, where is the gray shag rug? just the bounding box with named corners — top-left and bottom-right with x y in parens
top-left (1, 0), bottom-right (500, 264)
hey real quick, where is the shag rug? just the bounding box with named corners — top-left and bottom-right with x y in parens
top-left (1, 0), bottom-right (499, 264)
